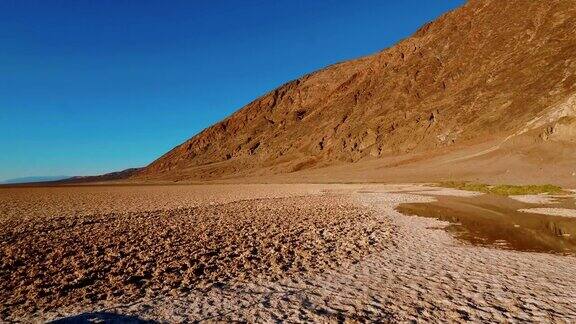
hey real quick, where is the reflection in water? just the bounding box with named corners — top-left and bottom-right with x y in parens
top-left (396, 194), bottom-right (576, 255)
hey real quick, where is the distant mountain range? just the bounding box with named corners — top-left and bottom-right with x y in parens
top-left (1, 176), bottom-right (70, 184)
top-left (1, 168), bottom-right (143, 185)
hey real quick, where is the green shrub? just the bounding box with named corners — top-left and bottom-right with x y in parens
top-left (438, 182), bottom-right (564, 196)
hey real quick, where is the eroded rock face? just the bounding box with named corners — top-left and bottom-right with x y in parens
top-left (552, 118), bottom-right (576, 142)
top-left (137, 0), bottom-right (576, 181)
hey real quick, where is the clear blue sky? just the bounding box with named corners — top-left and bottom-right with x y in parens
top-left (0, 0), bottom-right (465, 181)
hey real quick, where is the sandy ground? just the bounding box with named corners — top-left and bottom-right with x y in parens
top-left (2, 184), bottom-right (576, 322)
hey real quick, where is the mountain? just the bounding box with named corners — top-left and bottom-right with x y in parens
top-left (134, 0), bottom-right (576, 186)
top-left (61, 168), bottom-right (142, 184)
top-left (0, 169), bottom-right (142, 186)
top-left (1, 176), bottom-right (70, 184)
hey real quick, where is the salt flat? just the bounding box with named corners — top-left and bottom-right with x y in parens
top-left (1, 184), bottom-right (575, 322)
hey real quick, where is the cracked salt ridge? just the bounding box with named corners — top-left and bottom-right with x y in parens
top-left (509, 195), bottom-right (558, 204)
top-left (519, 208), bottom-right (576, 219)
top-left (512, 193), bottom-right (576, 217)
top-left (3, 193), bottom-right (387, 321)
top-left (46, 189), bottom-right (576, 322)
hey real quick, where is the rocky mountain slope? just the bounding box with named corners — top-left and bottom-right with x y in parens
top-left (135, 0), bottom-right (576, 184)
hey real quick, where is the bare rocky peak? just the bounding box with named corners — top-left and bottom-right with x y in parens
top-left (137, 0), bottom-right (576, 181)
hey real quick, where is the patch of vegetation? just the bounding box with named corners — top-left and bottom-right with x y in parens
top-left (439, 181), bottom-right (564, 196)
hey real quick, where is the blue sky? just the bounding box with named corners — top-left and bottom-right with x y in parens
top-left (0, 0), bottom-right (465, 181)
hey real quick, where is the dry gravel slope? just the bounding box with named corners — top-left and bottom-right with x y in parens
top-left (136, 0), bottom-right (576, 182)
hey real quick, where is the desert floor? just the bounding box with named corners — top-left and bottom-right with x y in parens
top-left (1, 183), bottom-right (576, 322)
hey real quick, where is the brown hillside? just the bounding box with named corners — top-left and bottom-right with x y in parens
top-left (136, 0), bottom-right (576, 185)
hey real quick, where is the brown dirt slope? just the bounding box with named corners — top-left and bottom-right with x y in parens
top-left (135, 0), bottom-right (576, 184)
